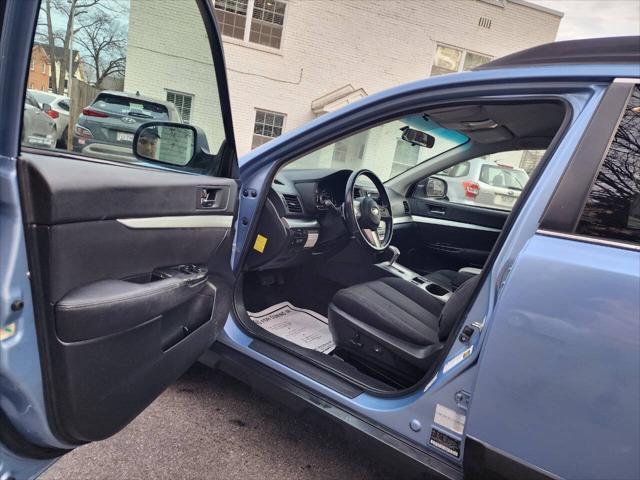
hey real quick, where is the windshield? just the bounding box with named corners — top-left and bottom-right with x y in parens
top-left (284, 115), bottom-right (469, 181)
top-left (479, 164), bottom-right (529, 190)
top-left (92, 94), bottom-right (170, 120)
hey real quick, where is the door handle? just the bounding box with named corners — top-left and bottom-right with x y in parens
top-left (428, 205), bottom-right (446, 215)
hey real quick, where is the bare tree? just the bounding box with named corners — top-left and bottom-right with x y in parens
top-left (36, 0), bottom-right (127, 94)
top-left (75, 11), bottom-right (126, 89)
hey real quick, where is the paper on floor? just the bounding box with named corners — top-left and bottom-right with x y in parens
top-left (248, 302), bottom-right (335, 354)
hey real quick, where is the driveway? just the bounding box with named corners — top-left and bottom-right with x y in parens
top-left (42, 364), bottom-right (419, 480)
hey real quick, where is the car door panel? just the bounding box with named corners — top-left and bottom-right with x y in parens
top-left (405, 197), bottom-right (506, 271)
top-left (19, 153), bottom-right (237, 443)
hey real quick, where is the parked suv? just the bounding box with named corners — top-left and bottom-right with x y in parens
top-left (433, 157), bottom-right (530, 211)
top-left (72, 90), bottom-right (182, 158)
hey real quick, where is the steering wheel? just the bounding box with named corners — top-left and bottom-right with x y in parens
top-left (343, 169), bottom-right (393, 252)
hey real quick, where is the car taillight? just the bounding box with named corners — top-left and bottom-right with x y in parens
top-left (82, 108), bottom-right (109, 118)
top-left (463, 181), bottom-right (480, 198)
top-left (74, 125), bottom-right (93, 138)
top-left (46, 109), bottom-right (59, 119)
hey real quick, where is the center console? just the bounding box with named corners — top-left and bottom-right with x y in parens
top-left (376, 247), bottom-right (452, 303)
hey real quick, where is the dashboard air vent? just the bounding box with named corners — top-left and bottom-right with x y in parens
top-left (403, 201), bottom-right (410, 214)
top-left (283, 194), bottom-right (303, 214)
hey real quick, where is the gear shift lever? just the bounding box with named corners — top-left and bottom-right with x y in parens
top-left (387, 245), bottom-right (400, 267)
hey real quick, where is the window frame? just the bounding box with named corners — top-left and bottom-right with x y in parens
top-left (165, 89), bottom-right (195, 124)
top-left (251, 108), bottom-right (286, 149)
top-left (430, 43), bottom-right (492, 76)
top-left (214, 0), bottom-right (288, 52)
top-left (540, 79), bottom-right (639, 251)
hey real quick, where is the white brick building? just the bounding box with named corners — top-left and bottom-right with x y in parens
top-left (125, 0), bottom-right (562, 164)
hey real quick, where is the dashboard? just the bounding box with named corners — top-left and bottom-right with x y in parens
top-left (244, 169), bottom-right (408, 271)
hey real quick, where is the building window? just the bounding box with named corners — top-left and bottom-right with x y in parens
top-left (430, 44), bottom-right (492, 76)
top-left (166, 90), bottom-right (194, 124)
top-left (42, 62), bottom-right (46, 73)
top-left (249, 0), bottom-right (286, 49)
top-left (576, 84), bottom-right (640, 245)
top-left (252, 109), bottom-right (285, 149)
top-left (215, 0), bottom-right (287, 49)
top-left (214, 0), bottom-right (248, 40)
top-left (390, 139), bottom-right (421, 178)
top-left (31, 59), bottom-right (35, 71)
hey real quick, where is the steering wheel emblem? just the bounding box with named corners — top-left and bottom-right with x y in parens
top-left (371, 207), bottom-right (379, 215)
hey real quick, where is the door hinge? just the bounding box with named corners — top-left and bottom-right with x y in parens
top-left (496, 262), bottom-right (513, 296)
top-left (455, 390), bottom-right (471, 411)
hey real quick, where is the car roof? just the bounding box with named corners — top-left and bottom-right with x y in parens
top-left (28, 89), bottom-right (69, 102)
top-left (476, 36), bottom-right (640, 71)
top-left (96, 90), bottom-right (176, 109)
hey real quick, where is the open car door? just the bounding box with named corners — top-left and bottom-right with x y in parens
top-left (0, 1), bottom-right (238, 477)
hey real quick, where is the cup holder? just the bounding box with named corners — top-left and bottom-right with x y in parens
top-left (426, 282), bottom-right (449, 297)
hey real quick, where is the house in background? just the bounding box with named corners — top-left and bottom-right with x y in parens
top-left (125, 0), bottom-right (563, 172)
top-left (27, 44), bottom-right (51, 91)
top-left (27, 43), bottom-right (87, 95)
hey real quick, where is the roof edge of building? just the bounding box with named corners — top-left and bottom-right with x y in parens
top-left (508, 0), bottom-right (564, 18)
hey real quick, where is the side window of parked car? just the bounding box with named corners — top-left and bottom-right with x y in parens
top-left (415, 150), bottom-right (545, 211)
top-left (576, 84), bottom-right (640, 245)
top-left (23, 0), bottom-right (227, 175)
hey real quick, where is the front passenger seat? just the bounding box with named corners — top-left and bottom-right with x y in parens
top-left (328, 275), bottom-right (480, 384)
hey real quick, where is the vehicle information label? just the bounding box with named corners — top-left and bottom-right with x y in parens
top-left (442, 345), bottom-right (473, 374)
top-left (434, 404), bottom-right (466, 435)
top-left (429, 429), bottom-right (461, 458)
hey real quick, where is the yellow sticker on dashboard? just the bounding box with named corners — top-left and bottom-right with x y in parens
top-left (254, 234), bottom-right (268, 253)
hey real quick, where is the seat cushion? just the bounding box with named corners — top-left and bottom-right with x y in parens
top-left (426, 269), bottom-right (476, 291)
top-left (331, 277), bottom-right (442, 346)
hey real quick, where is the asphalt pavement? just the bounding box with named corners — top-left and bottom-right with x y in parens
top-left (41, 364), bottom-right (424, 480)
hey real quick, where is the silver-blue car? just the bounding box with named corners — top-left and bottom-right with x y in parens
top-left (1, 1), bottom-right (639, 479)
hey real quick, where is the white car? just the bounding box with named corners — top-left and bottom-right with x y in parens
top-left (22, 91), bottom-right (57, 149)
top-left (433, 158), bottom-right (530, 211)
top-left (29, 90), bottom-right (70, 148)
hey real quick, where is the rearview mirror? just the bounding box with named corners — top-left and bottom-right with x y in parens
top-left (425, 177), bottom-right (447, 198)
top-left (401, 127), bottom-right (435, 149)
top-left (133, 122), bottom-right (198, 167)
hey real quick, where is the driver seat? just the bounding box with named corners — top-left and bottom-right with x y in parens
top-left (328, 275), bottom-right (479, 385)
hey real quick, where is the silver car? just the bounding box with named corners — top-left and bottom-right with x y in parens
top-left (22, 91), bottom-right (57, 149)
top-left (29, 90), bottom-right (70, 148)
top-left (435, 157), bottom-right (529, 211)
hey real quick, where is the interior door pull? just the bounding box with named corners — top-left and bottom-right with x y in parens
top-left (428, 206), bottom-right (446, 215)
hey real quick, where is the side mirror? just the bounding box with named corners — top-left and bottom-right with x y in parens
top-left (400, 126), bottom-right (435, 149)
top-left (42, 103), bottom-right (52, 113)
top-left (133, 121), bottom-right (211, 167)
top-left (425, 177), bottom-right (447, 199)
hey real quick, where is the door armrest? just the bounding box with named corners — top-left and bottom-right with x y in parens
top-left (56, 268), bottom-right (207, 342)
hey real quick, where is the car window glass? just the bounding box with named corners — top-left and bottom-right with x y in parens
top-left (23, 0), bottom-right (228, 175)
top-left (576, 84), bottom-right (640, 245)
top-left (92, 94), bottom-right (170, 120)
top-left (285, 116), bottom-right (469, 182)
top-left (417, 150), bottom-right (545, 211)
